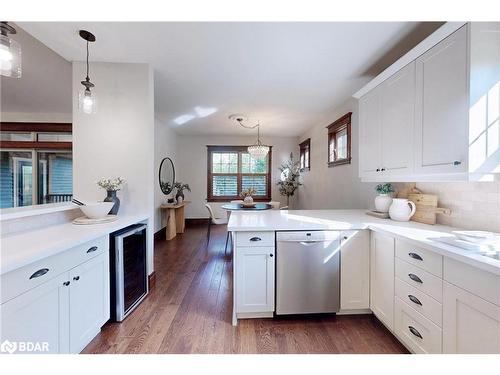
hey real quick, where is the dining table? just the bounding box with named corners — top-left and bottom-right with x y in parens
top-left (221, 203), bottom-right (272, 220)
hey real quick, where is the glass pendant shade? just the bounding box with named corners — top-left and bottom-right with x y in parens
top-left (248, 142), bottom-right (270, 159)
top-left (0, 34), bottom-right (21, 78)
top-left (79, 88), bottom-right (97, 114)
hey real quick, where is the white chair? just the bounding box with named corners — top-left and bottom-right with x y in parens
top-left (230, 200), bottom-right (244, 204)
top-left (280, 206), bottom-right (289, 210)
top-left (268, 201), bottom-right (281, 210)
top-left (205, 203), bottom-right (231, 253)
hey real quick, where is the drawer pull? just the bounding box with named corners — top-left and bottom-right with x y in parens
top-left (408, 294), bottom-right (422, 306)
top-left (408, 252), bottom-right (423, 261)
top-left (408, 273), bottom-right (423, 283)
top-left (408, 326), bottom-right (423, 339)
top-left (249, 237), bottom-right (262, 242)
top-left (87, 246), bottom-right (98, 253)
top-left (73, 276), bottom-right (80, 281)
top-left (29, 268), bottom-right (49, 279)
top-left (63, 281), bottom-right (70, 286)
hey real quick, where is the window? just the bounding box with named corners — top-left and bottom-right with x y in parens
top-left (0, 122), bottom-right (73, 208)
top-left (327, 112), bottom-right (352, 167)
top-left (299, 138), bottom-right (310, 171)
top-left (207, 145), bottom-right (271, 201)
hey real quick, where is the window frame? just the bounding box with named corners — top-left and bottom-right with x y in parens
top-left (299, 138), bottom-right (311, 171)
top-left (206, 145), bottom-right (272, 202)
top-left (327, 112), bottom-right (352, 167)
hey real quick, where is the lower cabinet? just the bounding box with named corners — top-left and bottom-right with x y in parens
top-left (235, 246), bottom-right (275, 314)
top-left (443, 282), bottom-right (500, 353)
top-left (370, 231), bottom-right (395, 330)
top-left (340, 230), bottom-right (370, 310)
top-left (0, 251), bottom-right (110, 354)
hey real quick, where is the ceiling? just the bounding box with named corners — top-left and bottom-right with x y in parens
top-left (18, 22), bottom-right (443, 136)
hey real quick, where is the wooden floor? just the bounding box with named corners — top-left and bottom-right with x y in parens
top-left (83, 223), bottom-right (408, 354)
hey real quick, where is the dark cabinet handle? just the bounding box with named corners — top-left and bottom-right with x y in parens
top-left (29, 268), bottom-right (49, 279)
top-left (249, 237), bottom-right (262, 242)
top-left (408, 326), bottom-right (423, 339)
top-left (381, 168), bottom-right (386, 171)
top-left (408, 252), bottom-right (423, 261)
top-left (73, 276), bottom-right (80, 281)
top-left (343, 236), bottom-right (348, 240)
top-left (408, 294), bottom-right (422, 306)
top-left (269, 254), bottom-right (274, 257)
top-left (63, 281), bottom-right (70, 286)
top-left (376, 168), bottom-right (380, 172)
top-left (87, 246), bottom-right (98, 253)
top-left (453, 161), bottom-right (462, 166)
top-left (408, 273), bottom-right (423, 283)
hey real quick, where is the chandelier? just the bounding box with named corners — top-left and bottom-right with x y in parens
top-left (230, 114), bottom-right (270, 159)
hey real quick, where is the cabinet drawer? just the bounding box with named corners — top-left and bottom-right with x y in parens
top-left (395, 258), bottom-right (443, 302)
top-left (394, 297), bottom-right (442, 354)
top-left (236, 232), bottom-right (274, 247)
top-left (395, 277), bottom-right (442, 327)
top-left (395, 239), bottom-right (442, 277)
top-left (444, 257), bottom-right (500, 306)
top-left (1, 236), bottom-right (108, 304)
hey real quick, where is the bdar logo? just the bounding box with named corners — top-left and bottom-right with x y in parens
top-left (1, 340), bottom-right (17, 354)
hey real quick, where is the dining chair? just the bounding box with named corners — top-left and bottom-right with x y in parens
top-left (230, 200), bottom-right (244, 203)
top-left (280, 206), bottom-right (289, 210)
top-left (204, 203), bottom-right (231, 253)
top-left (268, 201), bottom-right (281, 210)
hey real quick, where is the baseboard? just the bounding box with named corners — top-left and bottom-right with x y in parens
top-left (148, 271), bottom-right (156, 289)
top-left (337, 309), bottom-right (373, 315)
top-left (186, 218), bottom-right (210, 226)
top-left (154, 227), bottom-right (166, 241)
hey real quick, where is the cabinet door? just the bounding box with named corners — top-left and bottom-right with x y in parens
top-left (380, 62), bottom-right (415, 175)
top-left (0, 273), bottom-right (70, 354)
top-left (415, 25), bottom-right (468, 174)
top-left (69, 251), bottom-right (110, 353)
top-left (340, 230), bottom-right (370, 310)
top-left (359, 87), bottom-right (382, 178)
top-left (370, 232), bottom-right (395, 331)
top-left (235, 246), bottom-right (275, 314)
top-left (443, 282), bottom-right (500, 354)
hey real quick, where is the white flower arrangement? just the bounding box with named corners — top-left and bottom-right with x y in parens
top-left (96, 177), bottom-right (126, 191)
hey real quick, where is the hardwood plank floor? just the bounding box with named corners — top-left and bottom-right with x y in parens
top-left (83, 223), bottom-right (408, 354)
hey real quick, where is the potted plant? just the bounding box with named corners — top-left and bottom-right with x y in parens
top-left (174, 182), bottom-right (191, 203)
top-left (239, 187), bottom-right (257, 205)
top-left (277, 153), bottom-right (302, 208)
top-left (374, 183), bottom-right (395, 213)
top-left (97, 177), bottom-right (126, 215)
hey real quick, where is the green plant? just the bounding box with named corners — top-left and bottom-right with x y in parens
top-left (375, 183), bottom-right (395, 195)
top-left (174, 182), bottom-right (191, 194)
top-left (277, 153), bottom-right (302, 206)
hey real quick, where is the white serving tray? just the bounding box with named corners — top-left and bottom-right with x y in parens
top-left (72, 215), bottom-right (118, 225)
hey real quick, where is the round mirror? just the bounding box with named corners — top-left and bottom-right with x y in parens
top-left (159, 157), bottom-right (175, 195)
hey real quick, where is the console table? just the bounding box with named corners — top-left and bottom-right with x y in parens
top-left (160, 201), bottom-right (190, 240)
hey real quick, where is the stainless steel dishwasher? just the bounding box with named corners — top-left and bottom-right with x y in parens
top-left (276, 231), bottom-right (341, 315)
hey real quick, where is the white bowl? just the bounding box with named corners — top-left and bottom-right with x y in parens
top-left (79, 202), bottom-right (115, 219)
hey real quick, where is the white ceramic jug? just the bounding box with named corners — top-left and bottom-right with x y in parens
top-left (389, 198), bottom-right (416, 222)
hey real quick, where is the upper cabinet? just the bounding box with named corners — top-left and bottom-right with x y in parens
top-left (355, 22), bottom-right (500, 182)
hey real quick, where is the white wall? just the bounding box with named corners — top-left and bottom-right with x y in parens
top-left (154, 117), bottom-right (179, 232)
top-left (72, 62), bottom-right (155, 273)
top-left (297, 98), bottom-right (377, 210)
top-left (175, 134), bottom-right (297, 219)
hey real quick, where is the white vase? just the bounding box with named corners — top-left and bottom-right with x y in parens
top-left (243, 196), bottom-right (253, 204)
top-left (389, 198), bottom-right (416, 222)
top-left (374, 194), bottom-right (393, 213)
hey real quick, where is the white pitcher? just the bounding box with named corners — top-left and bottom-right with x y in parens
top-left (389, 198), bottom-right (416, 222)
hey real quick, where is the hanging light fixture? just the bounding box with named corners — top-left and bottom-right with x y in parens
top-left (78, 30), bottom-right (97, 114)
top-left (0, 22), bottom-right (22, 78)
top-left (230, 114), bottom-right (270, 159)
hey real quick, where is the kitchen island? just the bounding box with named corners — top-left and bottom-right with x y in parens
top-left (228, 209), bottom-right (500, 354)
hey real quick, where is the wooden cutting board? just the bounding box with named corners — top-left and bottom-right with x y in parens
top-left (408, 193), bottom-right (451, 225)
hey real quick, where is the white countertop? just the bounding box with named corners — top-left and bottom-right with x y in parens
top-left (228, 209), bottom-right (500, 276)
top-left (0, 213), bottom-right (149, 275)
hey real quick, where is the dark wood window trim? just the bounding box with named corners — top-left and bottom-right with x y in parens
top-left (327, 112), bottom-right (352, 167)
top-left (0, 122), bottom-right (72, 150)
top-left (206, 145), bottom-right (272, 202)
top-left (299, 138), bottom-right (311, 171)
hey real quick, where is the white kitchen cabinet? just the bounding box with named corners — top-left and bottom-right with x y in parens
top-left (235, 246), bottom-right (275, 314)
top-left (340, 230), bottom-right (370, 310)
top-left (69, 251), bottom-right (110, 353)
top-left (443, 282), bottom-right (500, 354)
top-left (359, 87), bottom-right (382, 179)
top-left (370, 231), bottom-right (395, 331)
top-left (414, 25), bottom-right (468, 174)
top-left (0, 273), bottom-right (70, 354)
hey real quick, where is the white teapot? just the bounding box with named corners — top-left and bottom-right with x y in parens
top-left (389, 198), bottom-right (416, 222)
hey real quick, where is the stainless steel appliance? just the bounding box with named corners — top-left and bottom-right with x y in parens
top-left (110, 224), bottom-right (148, 321)
top-left (276, 231), bottom-right (340, 315)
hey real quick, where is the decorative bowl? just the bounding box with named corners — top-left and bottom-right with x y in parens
top-left (79, 202), bottom-right (115, 219)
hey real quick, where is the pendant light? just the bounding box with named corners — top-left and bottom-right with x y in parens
top-left (0, 22), bottom-right (22, 78)
top-left (78, 30), bottom-right (97, 114)
top-left (230, 114), bottom-right (270, 159)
